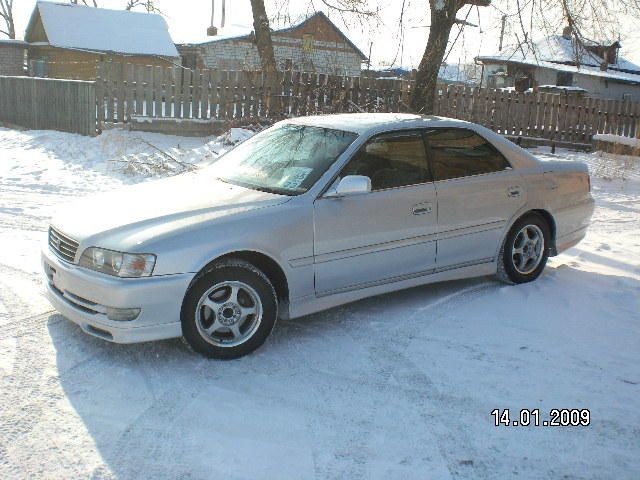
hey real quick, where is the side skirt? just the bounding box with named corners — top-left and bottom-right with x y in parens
top-left (288, 260), bottom-right (497, 320)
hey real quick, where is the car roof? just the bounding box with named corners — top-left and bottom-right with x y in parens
top-left (282, 113), bottom-right (542, 170)
top-left (285, 113), bottom-right (472, 135)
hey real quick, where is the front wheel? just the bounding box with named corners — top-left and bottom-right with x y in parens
top-left (181, 260), bottom-right (278, 359)
top-left (497, 213), bottom-right (550, 284)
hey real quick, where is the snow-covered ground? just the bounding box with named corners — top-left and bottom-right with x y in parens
top-left (0, 127), bottom-right (638, 479)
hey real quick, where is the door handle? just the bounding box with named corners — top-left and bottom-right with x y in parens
top-left (507, 186), bottom-right (521, 198)
top-left (412, 202), bottom-right (433, 215)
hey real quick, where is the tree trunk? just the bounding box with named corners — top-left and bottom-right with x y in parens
top-left (250, 0), bottom-right (277, 73)
top-left (410, 3), bottom-right (458, 114)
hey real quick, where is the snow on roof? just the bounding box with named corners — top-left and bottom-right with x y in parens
top-left (538, 84), bottom-right (587, 92)
top-left (477, 34), bottom-right (640, 85)
top-left (174, 24), bottom-right (253, 46)
top-left (479, 35), bottom-right (600, 66)
top-left (27, 1), bottom-right (179, 57)
top-left (0, 39), bottom-right (28, 46)
top-left (438, 63), bottom-right (478, 84)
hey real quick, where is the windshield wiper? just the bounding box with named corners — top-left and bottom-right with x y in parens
top-left (215, 177), bottom-right (297, 196)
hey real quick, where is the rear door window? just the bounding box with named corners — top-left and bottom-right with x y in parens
top-left (424, 128), bottom-right (511, 181)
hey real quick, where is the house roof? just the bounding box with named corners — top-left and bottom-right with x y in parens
top-left (276, 11), bottom-right (368, 60)
top-left (477, 34), bottom-right (640, 85)
top-left (173, 24), bottom-right (253, 46)
top-left (25, 1), bottom-right (179, 57)
top-left (0, 39), bottom-right (28, 46)
top-left (177, 11), bottom-right (368, 61)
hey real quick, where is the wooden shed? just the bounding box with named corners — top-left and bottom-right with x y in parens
top-left (25, 1), bottom-right (179, 81)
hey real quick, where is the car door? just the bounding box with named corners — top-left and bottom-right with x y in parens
top-left (313, 130), bottom-right (437, 295)
top-left (424, 128), bottom-right (526, 269)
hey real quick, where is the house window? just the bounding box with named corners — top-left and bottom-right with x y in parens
top-left (557, 71), bottom-right (574, 87)
top-left (302, 34), bottom-right (314, 53)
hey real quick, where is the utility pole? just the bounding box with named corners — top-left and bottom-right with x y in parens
top-left (499, 14), bottom-right (506, 51)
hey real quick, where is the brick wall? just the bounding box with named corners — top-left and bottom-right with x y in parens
top-left (0, 44), bottom-right (26, 76)
top-left (197, 35), bottom-right (362, 76)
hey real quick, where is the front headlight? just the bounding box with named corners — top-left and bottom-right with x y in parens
top-left (79, 247), bottom-right (156, 278)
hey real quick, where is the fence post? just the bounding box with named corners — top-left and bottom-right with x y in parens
top-left (95, 60), bottom-right (104, 131)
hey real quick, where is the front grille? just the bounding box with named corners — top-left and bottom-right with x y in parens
top-left (49, 226), bottom-right (79, 263)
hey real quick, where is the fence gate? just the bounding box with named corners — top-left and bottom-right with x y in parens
top-left (0, 76), bottom-right (96, 136)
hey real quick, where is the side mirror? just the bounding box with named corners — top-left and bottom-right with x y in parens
top-left (325, 175), bottom-right (372, 198)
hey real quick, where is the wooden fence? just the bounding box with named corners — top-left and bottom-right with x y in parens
top-left (0, 76), bottom-right (96, 136)
top-left (96, 62), bottom-right (411, 125)
top-left (432, 87), bottom-right (640, 143)
top-left (94, 62), bottom-right (640, 142)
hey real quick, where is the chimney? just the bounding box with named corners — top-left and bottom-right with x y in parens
top-left (562, 26), bottom-right (572, 40)
top-left (221, 0), bottom-right (226, 28)
top-left (600, 50), bottom-right (608, 71)
top-left (208, 0), bottom-right (217, 36)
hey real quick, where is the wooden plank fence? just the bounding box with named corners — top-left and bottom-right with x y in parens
top-left (0, 75), bottom-right (96, 136)
top-left (96, 61), bottom-right (640, 142)
top-left (96, 62), bottom-right (411, 126)
top-left (433, 86), bottom-right (640, 143)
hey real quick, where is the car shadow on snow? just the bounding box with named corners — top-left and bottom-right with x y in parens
top-left (45, 266), bottom-right (640, 479)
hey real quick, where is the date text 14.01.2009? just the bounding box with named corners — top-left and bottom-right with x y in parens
top-left (491, 409), bottom-right (590, 427)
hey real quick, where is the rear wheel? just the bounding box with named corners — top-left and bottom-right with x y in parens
top-left (181, 260), bottom-right (278, 359)
top-left (497, 213), bottom-right (550, 284)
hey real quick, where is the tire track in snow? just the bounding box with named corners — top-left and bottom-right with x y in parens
top-left (0, 263), bottom-right (55, 340)
top-left (361, 280), bottom-right (498, 478)
top-left (107, 358), bottom-right (220, 480)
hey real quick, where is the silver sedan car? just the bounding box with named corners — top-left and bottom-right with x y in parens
top-left (43, 113), bottom-right (594, 358)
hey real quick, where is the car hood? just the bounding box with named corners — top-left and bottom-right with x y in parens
top-left (51, 171), bottom-right (290, 249)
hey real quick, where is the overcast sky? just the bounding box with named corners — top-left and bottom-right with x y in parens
top-left (9, 0), bottom-right (640, 67)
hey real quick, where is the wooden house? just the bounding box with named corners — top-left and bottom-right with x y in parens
top-left (25, 1), bottom-right (179, 80)
top-left (176, 12), bottom-right (367, 76)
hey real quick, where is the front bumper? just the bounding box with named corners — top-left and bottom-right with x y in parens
top-left (43, 247), bottom-right (192, 344)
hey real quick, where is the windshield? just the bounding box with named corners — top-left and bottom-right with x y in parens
top-left (210, 124), bottom-right (358, 195)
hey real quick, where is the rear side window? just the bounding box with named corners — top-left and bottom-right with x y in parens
top-left (424, 128), bottom-right (511, 181)
top-left (341, 132), bottom-right (431, 190)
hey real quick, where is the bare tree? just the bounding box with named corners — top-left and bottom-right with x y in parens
top-left (70, 0), bottom-right (99, 6)
top-left (271, 0), bottom-right (378, 32)
top-left (410, 0), bottom-right (491, 114)
top-left (126, 0), bottom-right (162, 14)
top-left (492, 0), bottom-right (640, 74)
top-left (0, 0), bottom-right (15, 39)
top-left (250, 0), bottom-right (277, 73)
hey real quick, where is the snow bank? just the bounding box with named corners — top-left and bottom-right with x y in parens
top-left (592, 133), bottom-right (640, 148)
top-left (221, 127), bottom-right (256, 145)
top-left (532, 146), bottom-right (640, 182)
top-left (0, 126), bottom-right (257, 181)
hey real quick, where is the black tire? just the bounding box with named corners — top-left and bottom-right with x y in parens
top-left (181, 259), bottom-right (278, 359)
top-left (497, 213), bottom-right (551, 284)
